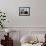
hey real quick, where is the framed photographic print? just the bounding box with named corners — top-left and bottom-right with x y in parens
top-left (19, 7), bottom-right (30, 16)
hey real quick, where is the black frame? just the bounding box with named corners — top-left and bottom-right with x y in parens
top-left (19, 7), bottom-right (30, 16)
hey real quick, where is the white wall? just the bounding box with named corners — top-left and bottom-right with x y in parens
top-left (0, 0), bottom-right (46, 27)
top-left (0, 1), bottom-right (46, 46)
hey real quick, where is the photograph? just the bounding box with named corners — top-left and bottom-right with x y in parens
top-left (19, 7), bottom-right (30, 16)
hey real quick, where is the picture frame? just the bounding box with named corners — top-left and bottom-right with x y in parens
top-left (19, 7), bottom-right (30, 16)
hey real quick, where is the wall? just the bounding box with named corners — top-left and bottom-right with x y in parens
top-left (0, 0), bottom-right (46, 46)
top-left (0, 0), bottom-right (46, 27)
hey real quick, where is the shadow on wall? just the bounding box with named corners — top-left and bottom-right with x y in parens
top-left (13, 40), bottom-right (21, 46)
